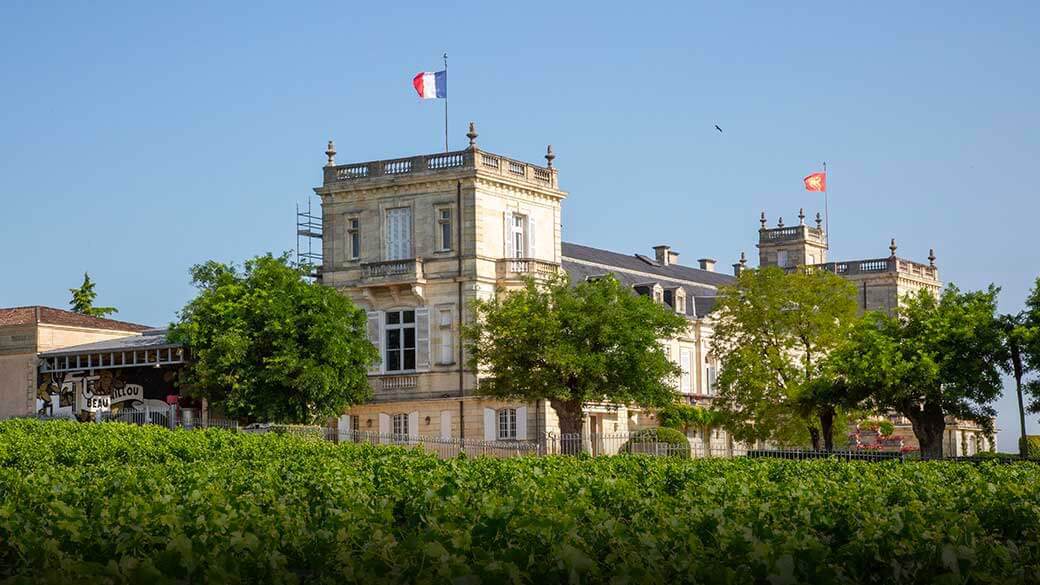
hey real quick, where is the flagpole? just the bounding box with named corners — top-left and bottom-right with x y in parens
top-left (823, 161), bottom-right (830, 248)
top-left (443, 52), bottom-right (448, 152)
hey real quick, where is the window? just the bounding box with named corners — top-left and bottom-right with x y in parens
top-left (511, 214), bottom-right (526, 258)
top-left (385, 207), bottom-right (412, 260)
top-left (385, 309), bottom-right (416, 372)
top-left (350, 415), bottom-right (359, 435)
top-left (706, 365), bottom-right (718, 396)
top-left (679, 349), bottom-right (693, 394)
top-left (347, 217), bottom-right (360, 260)
top-left (392, 413), bottom-right (409, 436)
top-left (497, 408), bottom-right (517, 440)
top-left (437, 307), bottom-right (454, 365)
top-left (437, 207), bottom-right (452, 251)
top-left (808, 253), bottom-right (816, 265)
top-left (654, 289), bottom-right (664, 304)
top-left (777, 250), bottom-right (789, 268)
top-left (675, 290), bottom-right (686, 314)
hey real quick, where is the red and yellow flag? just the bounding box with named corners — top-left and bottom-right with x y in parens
top-left (804, 172), bottom-right (826, 192)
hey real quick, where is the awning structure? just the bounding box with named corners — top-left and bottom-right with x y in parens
top-left (38, 329), bottom-right (186, 374)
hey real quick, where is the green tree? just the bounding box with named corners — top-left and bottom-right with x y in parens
top-left (168, 254), bottom-right (378, 424)
top-left (68, 272), bottom-right (118, 318)
top-left (709, 267), bottom-right (860, 450)
top-left (833, 285), bottom-right (1005, 459)
top-left (1014, 277), bottom-right (1040, 455)
top-left (462, 274), bottom-right (688, 436)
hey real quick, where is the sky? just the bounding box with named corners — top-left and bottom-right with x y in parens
top-left (2, 1), bottom-right (1038, 450)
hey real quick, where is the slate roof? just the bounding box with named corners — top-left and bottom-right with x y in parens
top-left (562, 242), bottom-right (735, 318)
top-left (0, 306), bottom-right (152, 332)
top-left (39, 329), bottom-right (178, 356)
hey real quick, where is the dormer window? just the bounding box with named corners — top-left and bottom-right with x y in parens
top-left (675, 289), bottom-right (686, 314)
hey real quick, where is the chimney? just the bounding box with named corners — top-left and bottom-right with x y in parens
top-left (698, 258), bottom-right (716, 272)
top-left (653, 245), bottom-right (672, 266)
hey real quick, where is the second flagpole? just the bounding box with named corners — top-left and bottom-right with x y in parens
top-left (823, 161), bottom-right (830, 248)
top-left (443, 53), bottom-right (448, 152)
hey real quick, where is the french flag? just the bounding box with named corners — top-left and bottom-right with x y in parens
top-left (412, 70), bottom-right (447, 99)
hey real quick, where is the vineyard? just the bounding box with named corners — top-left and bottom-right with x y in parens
top-left (1, 419), bottom-right (1038, 584)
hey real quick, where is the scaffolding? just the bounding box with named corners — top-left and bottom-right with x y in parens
top-left (296, 199), bottom-right (323, 279)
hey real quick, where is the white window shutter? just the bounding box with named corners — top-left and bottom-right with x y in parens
top-left (484, 408), bottom-right (496, 441)
top-left (408, 411), bottom-right (419, 438)
top-left (527, 215), bottom-right (536, 258)
top-left (680, 350), bottom-right (691, 394)
top-left (440, 410), bottom-right (452, 439)
top-left (338, 414), bottom-right (352, 436)
top-left (516, 406), bottom-right (528, 440)
top-left (378, 413), bottom-right (390, 438)
top-left (415, 307), bottom-right (430, 371)
top-left (503, 212), bottom-right (513, 258)
top-left (366, 311), bottom-right (383, 374)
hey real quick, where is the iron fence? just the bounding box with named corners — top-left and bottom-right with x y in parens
top-left (747, 448), bottom-right (906, 462)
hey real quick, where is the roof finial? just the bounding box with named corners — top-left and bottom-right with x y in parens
top-left (324, 140), bottom-right (336, 167)
top-left (739, 251), bottom-right (747, 266)
top-left (760, 211), bottom-right (767, 229)
top-left (815, 211), bottom-right (823, 229)
top-left (545, 144), bottom-right (555, 168)
top-left (777, 216), bottom-right (785, 228)
top-left (466, 122), bottom-right (478, 149)
top-left (889, 238), bottom-right (898, 257)
top-left (928, 248), bottom-right (936, 268)
top-left (798, 208), bottom-right (806, 225)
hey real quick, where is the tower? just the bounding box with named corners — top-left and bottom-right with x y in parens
top-left (756, 209), bottom-right (828, 269)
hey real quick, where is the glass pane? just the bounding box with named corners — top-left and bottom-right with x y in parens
top-left (441, 209), bottom-right (451, 220)
top-left (441, 223), bottom-right (451, 249)
top-left (386, 329), bottom-right (401, 350)
top-left (386, 311), bottom-right (400, 325)
top-left (403, 350), bottom-right (415, 371)
top-left (403, 310), bottom-right (415, 323)
top-left (387, 350), bottom-right (401, 372)
top-left (404, 328), bottom-right (415, 349)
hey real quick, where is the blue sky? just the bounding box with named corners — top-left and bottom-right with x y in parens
top-left (2, 1), bottom-right (1038, 449)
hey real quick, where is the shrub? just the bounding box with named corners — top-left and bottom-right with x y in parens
top-left (1021, 435), bottom-right (1040, 458)
top-left (269, 424), bottom-right (326, 440)
top-left (620, 427), bottom-right (691, 457)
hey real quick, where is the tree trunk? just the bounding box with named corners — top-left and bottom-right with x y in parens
top-left (550, 398), bottom-right (584, 455)
top-left (906, 401), bottom-right (946, 460)
top-left (1011, 339), bottom-right (1028, 458)
top-left (819, 406), bottom-right (835, 452)
top-left (808, 426), bottom-right (820, 451)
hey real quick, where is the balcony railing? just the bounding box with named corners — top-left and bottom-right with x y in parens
top-left (792, 257), bottom-right (938, 281)
top-left (323, 148), bottom-right (558, 190)
top-left (495, 258), bottom-right (561, 280)
top-left (359, 258), bottom-right (424, 285)
top-left (760, 225), bottom-right (826, 244)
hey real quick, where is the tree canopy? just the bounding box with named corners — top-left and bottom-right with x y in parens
top-left (1021, 277), bottom-right (1040, 413)
top-left (168, 254), bottom-right (378, 424)
top-left (709, 267), bottom-right (860, 450)
top-left (831, 285), bottom-right (1004, 459)
top-left (68, 272), bottom-right (117, 318)
top-left (462, 274), bottom-right (688, 435)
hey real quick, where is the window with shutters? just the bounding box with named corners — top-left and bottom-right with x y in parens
top-left (347, 217), bottom-right (360, 260)
top-left (350, 415), bottom-right (359, 436)
top-left (437, 306), bottom-right (454, 365)
top-left (385, 207), bottom-right (412, 261)
top-left (511, 214), bottom-right (526, 258)
top-left (392, 413), bottom-right (409, 436)
top-left (436, 206), bottom-right (452, 252)
top-left (385, 309), bottom-right (416, 372)
top-left (679, 349), bottom-right (693, 394)
top-left (497, 408), bottom-right (517, 440)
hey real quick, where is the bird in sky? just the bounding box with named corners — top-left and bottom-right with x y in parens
top-left (714, 125), bottom-right (723, 133)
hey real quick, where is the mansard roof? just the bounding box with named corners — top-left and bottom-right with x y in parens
top-left (561, 242), bottom-right (735, 318)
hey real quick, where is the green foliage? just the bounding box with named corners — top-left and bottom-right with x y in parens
top-left (833, 285), bottom-right (1005, 459)
top-left (1020, 277), bottom-right (1040, 413)
top-left (659, 402), bottom-right (720, 432)
top-left (463, 274), bottom-right (688, 433)
top-left (168, 254), bottom-right (378, 424)
top-left (710, 267), bottom-right (860, 449)
top-left (1021, 435), bottom-right (1040, 458)
top-left (620, 427), bottom-right (691, 457)
top-left (878, 420), bottom-right (895, 437)
top-left (3, 419), bottom-right (1040, 584)
top-left (268, 424), bottom-right (326, 441)
top-left (68, 272), bottom-right (118, 318)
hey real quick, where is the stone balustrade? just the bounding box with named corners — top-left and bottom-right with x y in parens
top-left (761, 225), bottom-right (826, 244)
top-left (791, 257), bottom-right (938, 281)
top-left (495, 258), bottom-right (561, 280)
top-left (324, 148), bottom-right (558, 189)
top-left (380, 375), bottom-right (418, 392)
top-left (360, 258), bottom-right (425, 284)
